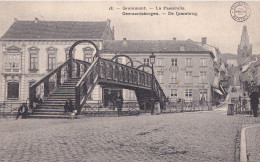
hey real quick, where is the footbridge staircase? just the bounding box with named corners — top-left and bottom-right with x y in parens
top-left (29, 41), bottom-right (166, 118)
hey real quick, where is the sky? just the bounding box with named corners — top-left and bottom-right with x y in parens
top-left (0, 1), bottom-right (259, 54)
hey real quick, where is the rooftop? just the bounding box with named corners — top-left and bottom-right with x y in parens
top-left (1, 19), bottom-right (110, 40)
top-left (102, 39), bottom-right (214, 57)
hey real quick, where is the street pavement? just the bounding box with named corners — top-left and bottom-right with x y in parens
top-left (0, 105), bottom-right (245, 162)
top-left (242, 114), bottom-right (260, 162)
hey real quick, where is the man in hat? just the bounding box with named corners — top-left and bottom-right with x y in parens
top-left (249, 88), bottom-right (259, 117)
top-left (114, 91), bottom-right (124, 116)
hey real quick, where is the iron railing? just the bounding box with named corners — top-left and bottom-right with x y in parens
top-left (0, 100), bottom-right (29, 117)
top-left (163, 100), bottom-right (212, 113)
top-left (75, 57), bottom-right (167, 114)
top-left (29, 58), bottom-right (90, 110)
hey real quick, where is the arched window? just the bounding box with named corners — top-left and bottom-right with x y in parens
top-left (4, 46), bottom-right (22, 73)
top-left (47, 47), bottom-right (57, 71)
top-left (7, 82), bottom-right (19, 99)
top-left (28, 47), bottom-right (39, 72)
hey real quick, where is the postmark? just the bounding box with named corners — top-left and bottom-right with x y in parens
top-left (230, 1), bottom-right (251, 22)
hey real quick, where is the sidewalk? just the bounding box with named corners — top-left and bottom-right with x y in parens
top-left (241, 114), bottom-right (260, 162)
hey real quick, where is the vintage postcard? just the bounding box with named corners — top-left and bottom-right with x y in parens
top-left (0, 1), bottom-right (260, 162)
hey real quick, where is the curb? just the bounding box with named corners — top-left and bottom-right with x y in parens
top-left (240, 124), bottom-right (260, 162)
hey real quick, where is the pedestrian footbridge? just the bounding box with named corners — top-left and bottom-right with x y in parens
top-left (29, 40), bottom-right (166, 118)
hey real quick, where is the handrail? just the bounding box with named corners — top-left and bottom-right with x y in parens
top-left (75, 57), bottom-right (100, 114)
top-left (29, 58), bottom-right (91, 112)
top-left (76, 58), bottom-right (100, 87)
top-left (31, 58), bottom-right (71, 88)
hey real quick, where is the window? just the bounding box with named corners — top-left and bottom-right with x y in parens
top-left (129, 90), bottom-right (136, 100)
top-left (199, 71), bottom-right (207, 83)
top-left (171, 58), bottom-right (178, 66)
top-left (170, 73), bottom-right (178, 83)
top-left (185, 58), bottom-right (192, 67)
top-left (157, 58), bottom-right (163, 66)
top-left (170, 89), bottom-right (178, 98)
top-left (65, 47), bottom-right (75, 60)
top-left (200, 58), bottom-right (207, 67)
top-left (144, 58), bottom-right (149, 65)
top-left (83, 47), bottom-right (94, 63)
top-left (199, 89), bottom-right (207, 101)
top-left (28, 47), bottom-right (39, 71)
top-left (185, 89), bottom-right (193, 101)
top-left (4, 46), bottom-right (22, 73)
top-left (47, 47), bottom-right (57, 71)
top-left (185, 71), bottom-right (192, 83)
top-left (157, 71), bottom-right (163, 83)
top-left (7, 82), bottom-right (19, 98)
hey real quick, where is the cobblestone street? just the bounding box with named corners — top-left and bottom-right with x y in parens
top-left (1, 107), bottom-right (243, 162)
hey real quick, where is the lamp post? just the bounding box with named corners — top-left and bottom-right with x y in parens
top-left (150, 53), bottom-right (156, 115)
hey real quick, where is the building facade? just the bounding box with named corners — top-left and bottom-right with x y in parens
top-left (0, 18), bottom-right (114, 103)
top-left (102, 38), bottom-right (216, 103)
top-left (0, 18), bottom-right (224, 106)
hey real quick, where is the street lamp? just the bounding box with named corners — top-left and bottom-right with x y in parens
top-left (150, 53), bottom-right (156, 115)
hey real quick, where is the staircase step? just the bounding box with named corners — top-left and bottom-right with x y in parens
top-left (28, 114), bottom-right (73, 119)
top-left (34, 109), bottom-right (65, 112)
top-left (32, 111), bottom-right (70, 115)
top-left (38, 105), bottom-right (66, 109)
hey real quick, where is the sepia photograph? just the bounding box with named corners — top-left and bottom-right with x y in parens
top-left (0, 1), bottom-right (260, 161)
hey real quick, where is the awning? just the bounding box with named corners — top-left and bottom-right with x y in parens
top-left (219, 85), bottom-right (226, 95)
top-left (213, 87), bottom-right (224, 95)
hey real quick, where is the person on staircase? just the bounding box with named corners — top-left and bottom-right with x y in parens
top-left (64, 99), bottom-right (73, 112)
top-left (32, 95), bottom-right (42, 112)
top-left (114, 91), bottom-right (124, 116)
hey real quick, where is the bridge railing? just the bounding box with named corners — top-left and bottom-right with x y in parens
top-left (75, 57), bottom-right (166, 114)
top-left (98, 58), bottom-right (153, 87)
top-left (29, 58), bottom-right (90, 109)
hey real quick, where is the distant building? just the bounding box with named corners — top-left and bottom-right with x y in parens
top-left (102, 38), bottom-right (218, 103)
top-left (238, 25), bottom-right (252, 67)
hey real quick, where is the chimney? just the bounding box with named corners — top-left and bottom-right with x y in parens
top-left (123, 38), bottom-right (127, 45)
top-left (14, 18), bottom-right (18, 22)
top-left (202, 37), bottom-right (207, 45)
top-left (34, 17), bottom-right (39, 23)
top-left (107, 19), bottom-right (111, 27)
top-left (173, 37), bottom-right (176, 41)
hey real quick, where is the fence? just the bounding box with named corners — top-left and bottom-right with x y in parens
top-left (0, 100), bottom-right (29, 117)
top-left (163, 100), bottom-right (212, 113)
top-left (231, 97), bottom-right (252, 114)
top-left (81, 100), bottom-right (140, 116)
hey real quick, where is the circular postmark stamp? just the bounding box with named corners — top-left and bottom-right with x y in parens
top-left (230, 1), bottom-right (251, 22)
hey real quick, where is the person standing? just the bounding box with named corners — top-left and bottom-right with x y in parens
top-left (114, 91), bottom-right (124, 116)
top-left (249, 89), bottom-right (259, 117)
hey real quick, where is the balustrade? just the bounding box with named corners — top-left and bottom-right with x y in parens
top-left (29, 59), bottom-right (90, 109)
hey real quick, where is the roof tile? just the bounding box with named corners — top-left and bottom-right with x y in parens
top-left (1, 20), bottom-right (107, 40)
